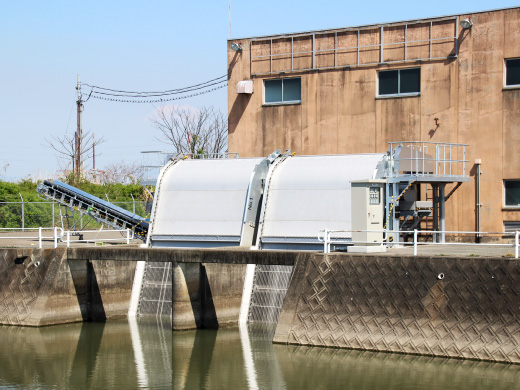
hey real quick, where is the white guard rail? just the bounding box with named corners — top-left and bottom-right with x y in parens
top-left (0, 227), bottom-right (133, 248)
top-left (318, 228), bottom-right (520, 258)
top-left (0, 227), bottom-right (64, 248)
top-left (63, 229), bottom-right (134, 247)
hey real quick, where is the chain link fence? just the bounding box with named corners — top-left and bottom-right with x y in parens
top-left (0, 200), bottom-right (149, 230)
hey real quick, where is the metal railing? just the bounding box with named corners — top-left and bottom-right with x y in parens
top-left (0, 199), bottom-right (148, 230)
top-left (63, 229), bottom-right (134, 247)
top-left (0, 227), bottom-right (64, 248)
top-left (250, 17), bottom-right (458, 75)
top-left (0, 227), bottom-right (134, 248)
top-left (387, 141), bottom-right (468, 178)
top-left (140, 150), bottom-right (240, 185)
top-left (318, 228), bottom-right (520, 258)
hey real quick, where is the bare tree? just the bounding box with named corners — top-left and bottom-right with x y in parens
top-left (45, 130), bottom-right (104, 180)
top-left (151, 106), bottom-right (227, 156)
top-left (1, 161), bottom-right (8, 178)
top-left (101, 161), bottom-right (144, 184)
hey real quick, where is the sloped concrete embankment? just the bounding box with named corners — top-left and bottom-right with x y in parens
top-left (0, 248), bottom-right (135, 326)
top-left (275, 254), bottom-right (520, 364)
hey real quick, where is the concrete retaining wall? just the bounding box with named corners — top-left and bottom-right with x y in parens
top-left (0, 248), bottom-right (135, 326)
top-left (3, 247), bottom-right (520, 364)
top-left (171, 263), bottom-right (246, 330)
top-left (274, 253), bottom-right (520, 364)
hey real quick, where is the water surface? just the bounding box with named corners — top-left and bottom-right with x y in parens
top-left (1, 320), bottom-right (519, 389)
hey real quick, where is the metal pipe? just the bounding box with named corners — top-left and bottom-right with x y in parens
top-left (19, 193), bottom-right (24, 231)
top-left (38, 227), bottom-right (42, 248)
top-left (515, 230), bottom-right (520, 259)
top-left (54, 227), bottom-right (58, 248)
top-left (475, 159), bottom-right (482, 242)
top-left (413, 229), bottom-right (418, 256)
top-left (380, 26), bottom-right (384, 63)
top-left (440, 184), bottom-right (446, 243)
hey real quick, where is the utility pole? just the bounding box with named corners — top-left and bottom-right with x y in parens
top-left (75, 75), bottom-right (83, 179)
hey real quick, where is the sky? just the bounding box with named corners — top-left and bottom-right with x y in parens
top-left (1, 0), bottom-right (519, 181)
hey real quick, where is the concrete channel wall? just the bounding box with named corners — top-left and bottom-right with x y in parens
top-left (2, 247), bottom-right (520, 363)
top-left (275, 253), bottom-right (520, 364)
top-left (0, 248), bottom-right (135, 326)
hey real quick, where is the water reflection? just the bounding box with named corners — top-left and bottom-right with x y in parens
top-left (0, 321), bottom-right (520, 389)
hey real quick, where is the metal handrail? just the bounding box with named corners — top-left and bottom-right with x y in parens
top-left (387, 141), bottom-right (469, 178)
top-left (0, 227), bottom-right (134, 248)
top-left (251, 17), bottom-right (459, 75)
top-left (318, 228), bottom-right (520, 258)
top-left (0, 227), bottom-right (64, 248)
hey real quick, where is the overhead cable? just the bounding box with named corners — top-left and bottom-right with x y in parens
top-left (82, 74), bottom-right (226, 95)
top-left (82, 78), bottom-right (227, 98)
top-left (89, 84), bottom-right (227, 103)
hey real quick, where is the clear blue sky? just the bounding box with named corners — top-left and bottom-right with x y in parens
top-left (1, 1), bottom-right (518, 181)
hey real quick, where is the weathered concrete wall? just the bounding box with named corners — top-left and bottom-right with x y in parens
top-left (228, 7), bottom-right (520, 234)
top-left (274, 253), bottom-right (520, 363)
top-left (171, 263), bottom-right (247, 330)
top-left (0, 248), bottom-right (135, 326)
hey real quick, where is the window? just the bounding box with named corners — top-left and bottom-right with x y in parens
top-left (505, 58), bottom-right (520, 87)
top-left (264, 78), bottom-right (301, 104)
top-left (378, 68), bottom-right (420, 97)
top-left (505, 180), bottom-right (520, 207)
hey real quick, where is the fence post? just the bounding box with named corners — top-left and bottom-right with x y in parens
top-left (515, 230), bottom-right (520, 259)
top-left (413, 229), bottom-right (418, 256)
top-left (66, 231), bottom-right (70, 248)
top-left (38, 227), bottom-right (42, 248)
top-left (322, 229), bottom-right (328, 254)
top-left (52, 202), bottom-right (55, 227)
top-left (126, 229), bottom-right (130, 245)
top-left (130, 194), bottom-right (135, 214)
top-left (19, 193), bottom-right (24, 232)
top-left (54, 227), bottom-right (58, 248)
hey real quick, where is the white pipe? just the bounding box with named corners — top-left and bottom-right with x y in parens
top-left (413, 229), bottom-right (418, 256)
top-left (38, 227), bottom-right (42, 248)
top-left (239, 263), bottom-right (256, 325)
top-left (515, 230), bottom-right (520, 259)
top-left (128, 261), bottom-right (147, 317)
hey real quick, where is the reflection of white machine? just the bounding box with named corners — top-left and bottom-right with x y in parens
top-left (351, 180), bottom-right (386, 246)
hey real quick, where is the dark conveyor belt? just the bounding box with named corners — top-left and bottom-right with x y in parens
top-left (36, 180), bottom-right (149, 239)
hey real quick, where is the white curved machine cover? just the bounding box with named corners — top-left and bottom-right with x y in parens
top-left (259, 154), bottom-right (384, 248)
top-left (150, 158), bottom-right (264, 246)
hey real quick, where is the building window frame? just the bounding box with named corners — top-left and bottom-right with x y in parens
top-left (504, 179), bottom-right (520, 208)
top-left (377, 68), bottom-right (421, 98)
top-left (263, 77), bottom-right (301, 105)
top-left (505, 58), bottom-right (520, 88)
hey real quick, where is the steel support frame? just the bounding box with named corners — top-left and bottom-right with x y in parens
top-left (431, 183), bottom-right (446, 243)
top-left (387, 178), bottom-right (450, 245)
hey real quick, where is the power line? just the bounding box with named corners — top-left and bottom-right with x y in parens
top-left (89, 84), bottom-right (226, 104)
top-left (82, 74), bottom-right (226, 95)
top-left (82, 78), bottom-right (227, 98)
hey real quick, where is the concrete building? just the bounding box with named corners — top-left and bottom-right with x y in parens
top-left (227, 7), bottom-right (520, 238)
